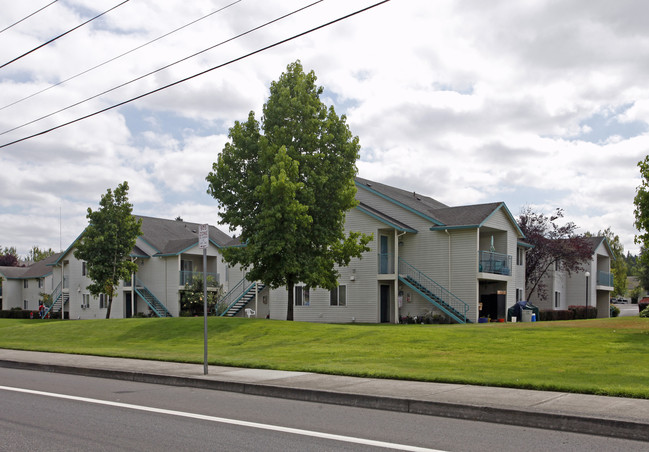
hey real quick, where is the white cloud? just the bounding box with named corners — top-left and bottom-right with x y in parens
top-left (0, 0), bottom-right (647, 257)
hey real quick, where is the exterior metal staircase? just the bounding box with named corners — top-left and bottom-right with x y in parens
top-left (134, 277), bottom-right (172, 317)
top-left (398, 258), bottom-right (470, 324)
top-left (43, 281), bottom-right (69, 318)
top-left (219, 275), bottom-right (265, 317)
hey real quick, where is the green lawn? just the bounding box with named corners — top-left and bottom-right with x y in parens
top-left (1, 316), bottom-right (647, 398)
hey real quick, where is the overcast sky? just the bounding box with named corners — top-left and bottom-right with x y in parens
top-left (0, 0), bottom-right (646, 258)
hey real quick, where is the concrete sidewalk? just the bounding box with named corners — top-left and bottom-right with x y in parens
top-left (0, 348), bottom-right (647, 441)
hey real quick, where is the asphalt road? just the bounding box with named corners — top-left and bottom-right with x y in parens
top-left (1, 367), bottom-right (647, 452)
top-left (616, 302), bottom-right (641, 317)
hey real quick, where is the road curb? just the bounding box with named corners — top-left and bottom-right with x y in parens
top-left (1, 358), bottom-right (647, 442)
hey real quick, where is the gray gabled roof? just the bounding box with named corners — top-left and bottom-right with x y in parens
top-left (356, 177), bottom-right (448, 224)
top-left (356, 202), bottom-right (418, 233)
top-left (135, 216), bottom-right (239, 256)
top-left (585, 236), bottom-right (614, 259)
top-left (0, 252), bottom-right (61, 279)
top-left (355, 177), bottom-right (524, 237)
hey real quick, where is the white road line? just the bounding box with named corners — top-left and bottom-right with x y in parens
top-left (0, 385), bottom-right (447, 452)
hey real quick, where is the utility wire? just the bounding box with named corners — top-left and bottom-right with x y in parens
top-left (0, 0), bottom-right (59, 35)
top-left (0, 0), bottom-right (392, 150)
top-left (0, 0), bottom-right (130, 70)
top-left (0, 0), bottom-right (323, 136)
top-left (0, 0), bottom-right (242, 112)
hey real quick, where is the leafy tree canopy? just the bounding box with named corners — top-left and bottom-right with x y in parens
top-left (73, 182), bottom-right (141, 319)
top-left (27, 246), bottom-right (56, 263)
top-left (0, 246), bottom-right (20, 266)
top-left (518, 207), bottom-right (592, 300)
top-left (206, 61), bottom-right (372, 320)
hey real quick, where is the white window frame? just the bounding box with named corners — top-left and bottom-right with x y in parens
top-left (82, 261), bottom-right (87, 276)
top-left (82, 294), bottom-right (90, 308)
top-left (554, 291), bottom-right (561, 308)
top-left (38, 278), bottom-right (44, 289)
top-left (330, 285), bottom-right (347, 307)
top-left (23, 300), bottom-right (29, 310)
top-left (23, 280), bottom-right (28, 289)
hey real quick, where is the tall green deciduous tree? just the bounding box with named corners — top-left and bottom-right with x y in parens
top-left (634, 156), bottom-right (649, 292)
top-left (206, 61), bottom-right (372, 320)
top-left (27, 246), bottom-right (56, 262)
top-left (74, 182), bottom-right (141, 319)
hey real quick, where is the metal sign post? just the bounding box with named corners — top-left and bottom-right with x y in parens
top-left (199, 224), bottom-right (209, 375)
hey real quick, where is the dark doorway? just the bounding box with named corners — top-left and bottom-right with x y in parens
top-left (125, 293), bottom-right (132, 318)
top-left (380, 284), bottom-right (390, 323)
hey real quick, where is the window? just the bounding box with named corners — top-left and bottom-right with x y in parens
top-left (295, 286), bottom-right (310, 306)
top-left (516, 288), bottom-right (523, 302)
top-left (24, 300), bottom-right (29, 310)
top-left (516, 248), bottom-right (524, 266)
top-left (82, 261), bottom-right (87, 276)
top-left (82, 294), bottom-right (90, 308)
top-left (330, 285), bottom-right (347, 306)
top-left (24, 280), bottom-right (28, 288)
top-left (554, 291), bottom-right (561, 308)
top-left (554, 260), bottom-right (560, 271)
top-left (98, 294), bottom-right (108, 309)
top-left (38, 278), bottom-right (44, 288)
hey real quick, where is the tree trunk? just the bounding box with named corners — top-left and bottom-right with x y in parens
top-left (287, 281), bottom-right (294, 321)
top-left (106, 294), bottom-right (112, 319)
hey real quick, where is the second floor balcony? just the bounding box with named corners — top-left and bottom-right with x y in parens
top-left (479, 251), bottom-right (512, 276)
top-left (597, 271), bottom-right (614, 288)
top-left (180, 271), bottom-right (220, 287)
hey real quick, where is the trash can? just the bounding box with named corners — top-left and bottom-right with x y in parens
top-left (521, 310), bottom-right (533, 322)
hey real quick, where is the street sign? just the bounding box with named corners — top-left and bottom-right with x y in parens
top-left (199, 224), bottom-right (209, 249)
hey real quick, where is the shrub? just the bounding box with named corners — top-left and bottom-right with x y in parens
top-left (639, 301), bottom-right (649, 314)
top-left (640, 306), bottom-right (649, 318)
top-left (538, 309), bottom-right (575, 321)
top-left (568, 305), bottom-right (597, 319)
top-left (610, 304), bottom-right (620, 318)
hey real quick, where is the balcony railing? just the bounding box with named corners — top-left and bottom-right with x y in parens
top-left (378, 253), bottom-right (395, 274)
top-left (479, 251), bottom-right (512, 276)
top-left (597, 271), bottom-right (614, 288)
top-left (180, 271), bottom-right (220, 287)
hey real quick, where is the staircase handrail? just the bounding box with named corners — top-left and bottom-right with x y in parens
top-left (134, 277), bottom-right (172, 317)
top-left (218, 274), bottom-right (257, 316)
top-left (398, 258), bottom-right (470, 323)
top-left (43, 281), bottom-right (63, 318)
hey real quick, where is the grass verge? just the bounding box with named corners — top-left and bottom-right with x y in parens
top-left (0, 316), bottom-right (647, 398)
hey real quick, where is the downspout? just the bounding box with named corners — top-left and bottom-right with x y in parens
top-left (445, 229), bottom-right (451, 291)
top-left (394, 230), bottom-right (407, 324)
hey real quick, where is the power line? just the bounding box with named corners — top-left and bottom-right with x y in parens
top-left (0, 0), bottom-right (392, 150)
top-left (1, 0), bottom-right (324, 136)
top-left (0, 0), bottom-right (130, 70)
top-left (0, 0), bottom-right (59, 35)
top-left (0, 0), bottom-right (243, 112)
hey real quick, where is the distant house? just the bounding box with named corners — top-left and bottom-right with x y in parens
top-left (0, 253), bottom-right (60, 311)
top-left (528, 236), bottom-right (614, 318)
top-left (43, 216), bottom-right (246, 319)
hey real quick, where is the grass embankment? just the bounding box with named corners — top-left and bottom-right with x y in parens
top-left (0, 316), bottom-right (647, 398)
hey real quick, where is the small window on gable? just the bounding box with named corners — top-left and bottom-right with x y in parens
top-left (82, 261), bottom-right (87, 276)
